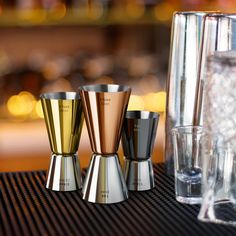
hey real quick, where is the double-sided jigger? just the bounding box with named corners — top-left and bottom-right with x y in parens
top-left (40, 92), bottom-right (84, 191)
top-left (122, 111), bottom-right (159, 191)
top-left (79, 84), bottom-right (131, 204)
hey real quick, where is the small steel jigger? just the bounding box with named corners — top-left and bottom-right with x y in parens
top-left (122, 111), bottom-right (159, 191)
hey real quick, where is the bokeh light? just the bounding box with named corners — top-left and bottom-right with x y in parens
top-left (35, 100), bottom-right (44, 119)
top-left (126, 1), bottom-right (145, 19)
top-left (143, 91), bottom-right (166, 113)
top-left (7, 91), bottom-right (44, 119)
top-left (7, 91), bottom-right (36, 117)
top-left (154, 3), bottom-right (175, 23)
top-left (50, 3), bottom-right (66, 20)
top-left (128, 95), bottom-right (145, 110)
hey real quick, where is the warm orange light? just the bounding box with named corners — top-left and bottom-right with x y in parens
top-left (126, 1), bottom-right (145, 19)
top-left (128, 95), bottom-right (145, 110)
top-left (7, 91), bottom-right (36, 116)
top-left (0, 5), bottom-right (3, 15)
top-left (88, 3), bottom-right (104, 20)
top-left (154, 3), bottom-right (174, 22)
top-left (96, 76), bottom-right (114, 84)
top-left (35, 100), bottom-right (44, 119)
top-left (18, 9), bottom-right (46, 24)
top-left (42, 61), bottom-right (59, 80)
top-left (143, 91), bottom-right (166, 113)
top-left (50, 3), bottom-right (67, 20)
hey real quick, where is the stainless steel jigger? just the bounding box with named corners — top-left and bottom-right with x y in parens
top-left (79, 84), bottom-right (131, 204)
top-left (40, 92), bottom-right (84, 191)
top-left (122, 111), bottom-right (159, 191)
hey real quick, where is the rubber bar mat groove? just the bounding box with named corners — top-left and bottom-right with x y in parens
top-left (1, 164), bottom-right (235, 236)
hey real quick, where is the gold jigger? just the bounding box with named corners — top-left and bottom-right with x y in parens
top-left (40, 92), bottom-right (84, 191)
top-left (79, 84), bottom-right (131, 204)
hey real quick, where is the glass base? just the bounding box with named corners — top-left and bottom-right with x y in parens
top-left (176, 196), bottom-right (202, 205)
top-left (198, 199), bottom-right (236, 226)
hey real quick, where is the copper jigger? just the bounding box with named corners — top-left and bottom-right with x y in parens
top-left (79, 84), bottom-right (131, 204)
top-left (40, 92), bottom-right (84, 191)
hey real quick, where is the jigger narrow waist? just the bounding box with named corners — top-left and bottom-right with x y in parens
top-left (124, 155), bottom-right (151, 161)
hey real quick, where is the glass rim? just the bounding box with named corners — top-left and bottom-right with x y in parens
top-left (205, 12), bottom-right (236, 19)
top-left (79, 84), bottom-right (131, 93)
top-left (40, 92), bottom-right (80, 100)
top-left (174, 11), bottom-right (214, 16)
top-left (125, 110), bottom-right (160, 119)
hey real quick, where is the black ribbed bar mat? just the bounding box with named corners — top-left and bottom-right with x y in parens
top-left (1, 164), bottom-right (236, 236)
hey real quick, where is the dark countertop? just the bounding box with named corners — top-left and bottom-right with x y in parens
top-left (1, 164), bottom-right (236, 236)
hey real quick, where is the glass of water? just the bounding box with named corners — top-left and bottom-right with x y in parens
top-left (172, 126), bottom-right (203, 204)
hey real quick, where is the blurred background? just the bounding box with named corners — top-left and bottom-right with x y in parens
top-left (0, 0), bottom-right (233, 171)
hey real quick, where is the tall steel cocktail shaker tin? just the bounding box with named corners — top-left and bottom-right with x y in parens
top-left (165, 12), bottom-right (208, 174)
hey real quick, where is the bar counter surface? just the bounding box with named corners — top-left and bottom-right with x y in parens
top-left (1, 163), bottom-right (235, 236)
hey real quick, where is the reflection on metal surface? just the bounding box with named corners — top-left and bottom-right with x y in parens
top-left (79, 84), bottom-right (131, 154)
top-left (82, 154), bottom-right (128, 204)
top-left (40, 92), bottom-right (84, 191)
top-left (122, 110), bottom-right (159, 191)
top-left (46, 154), bottom-right (82, 191)
top-left (166, 11), bottom-right (208, 174)
top-left (124, 159), bottom-right (154, 191)
top-left (80, 84), bottom-right (130, 203)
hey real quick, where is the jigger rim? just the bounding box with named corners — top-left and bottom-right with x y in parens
top-left (174, 11), bottom-right (211, 16)
top-left (125, 110), bottom-right (159, 119)
top-left (204, 12), bottom-right (236, 19)
top-left (40, 92), bottom-right (80, 100)
top-left (79, 84), bottom-right (131, 93)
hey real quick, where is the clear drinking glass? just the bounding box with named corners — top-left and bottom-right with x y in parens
top-left (198, 51), bottom-right (236, 226)
top-left (172, 126), bottom-right (203, 204)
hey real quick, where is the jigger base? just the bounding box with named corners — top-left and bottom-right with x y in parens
top-left (46, 154), bottom-right (82, 191)
top-left (82, 154), bottom-right (128, 204)
top-left (124, 158), bottom-right (155, 191)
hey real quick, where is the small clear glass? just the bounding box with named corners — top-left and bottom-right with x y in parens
top-left (172, 126), bottom-right (203, 204)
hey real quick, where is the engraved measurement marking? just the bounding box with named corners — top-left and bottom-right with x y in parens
top-left (133, 178), bottom-right (143, 186)
top-left (59, 105), bottom-right (70, 112)
top-left (60, 178), bottom-right (70, 186)
top-left (101, 190), bottom-right (109, 198)
top-left (100, 98), bottom-right (111, 106)
top-left (134, 123), bottom-right (141, 131)
top-left (60, 182), bottom-right (70, 186)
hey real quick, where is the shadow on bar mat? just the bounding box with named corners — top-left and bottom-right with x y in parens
top-left (1, 164), bottom-right (235, 236)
